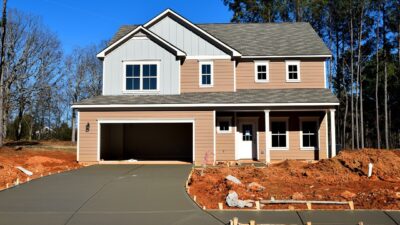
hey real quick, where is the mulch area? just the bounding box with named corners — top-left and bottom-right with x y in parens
top-left (188, 149), bottom-right (400, 210)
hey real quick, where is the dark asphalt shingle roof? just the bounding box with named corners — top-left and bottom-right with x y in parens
top-left (197, 23), bottom-right (331, 56)
top-left (74, 89), bottom-right (338, 106)
top-left (108, 23), bottom-right (331, 56)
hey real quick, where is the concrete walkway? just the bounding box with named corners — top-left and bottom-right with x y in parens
top-left (0, 165), bottom-right (398, 225)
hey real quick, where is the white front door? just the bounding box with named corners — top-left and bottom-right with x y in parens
top-left (236, 120), bottom-right (256, 159)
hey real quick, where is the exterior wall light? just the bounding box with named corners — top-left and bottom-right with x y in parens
top-left (85, 123), bottom-right (90, 132)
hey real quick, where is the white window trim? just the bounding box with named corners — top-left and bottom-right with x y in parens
top-left (270, 117), bottom-right (289, 151)
top-left (299, 117), bottom-right (320, 151)
top-left (254, 60), bottom-right (269, 83)
top-left (199, 60), bottom-right (214, 87)
top-left (122, 61), bottom-right (160, 94)
top-left (286, 60), bottom-right (301, 82)
top-left (217, 116), bottom-right (232, 134)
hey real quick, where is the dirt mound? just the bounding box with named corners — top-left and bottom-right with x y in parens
top-left (189, 149), bottom-right (400, 210)
top-left (0, 146), bottom-right (81, 189)
top-left (307, 149), bottom-right (400, 181)
top-left (26, 156), bottom-right (65, 165)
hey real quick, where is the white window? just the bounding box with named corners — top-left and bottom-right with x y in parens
top-left (217, 117), bottom-right (232, 133)
top-left (199, 61), bottom-right (213, 87)
top-left (124, 61), bottom-right (159, 92)
top-left (286, 60), bottom-right (300, 82)
top-left (270, 118), bottom-right (289, 150)
top-left (254, 61), bottom-right (269, 82)
top-left (300, 117), bottom-right (319, 150)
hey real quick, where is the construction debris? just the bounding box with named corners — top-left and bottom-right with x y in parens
top-left (247, 182), bottom-right (265, 192)
top-left (226, 191), bottom-right (253, 208)
top-left (225, 175), bottom-right (241, 185)
top-left (16, 166), bottom-right (33, 176)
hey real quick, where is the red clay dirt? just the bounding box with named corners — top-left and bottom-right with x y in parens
top-left (188, 149), bottom-right (400, 210)
top-left (0, 143), bottom-right (81, 190)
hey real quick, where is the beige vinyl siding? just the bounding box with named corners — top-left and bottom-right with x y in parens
top-left (78, 111), bottom-right (213, 164)
top-left (181, 59), bottom-right (234, 92)
top-left (236, 59), bottom-right (325, 89)
top-left (269, 111), bottom-right (328, 160)
top-left (216, 132), bottom-right (235, 161)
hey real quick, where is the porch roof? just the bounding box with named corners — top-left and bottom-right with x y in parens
top-left (73, 89), bottom-right (338, 109)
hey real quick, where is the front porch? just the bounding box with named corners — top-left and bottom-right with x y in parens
top-left (215, 109), bottom-right (336, 163)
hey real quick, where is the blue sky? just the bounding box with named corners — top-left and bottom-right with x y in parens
top-left (8, 0), bottom-right (232, 53)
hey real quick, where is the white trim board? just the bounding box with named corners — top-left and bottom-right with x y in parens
top-left (76, 111), bottom-right (80, 162)
top-left (97, 119), bottom-right (196, 163)
top-left (73, 102), bottom-right (339, 109)
top-left (97, 26), bottom-right (186, 58)
top-left (242, 55), bottom-right (332, 59)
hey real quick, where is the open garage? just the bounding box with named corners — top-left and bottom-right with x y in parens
top-left (100, 122), bottom-right (193, 162)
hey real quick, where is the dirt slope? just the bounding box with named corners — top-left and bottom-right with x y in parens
top-left (0, 146), bottom-right (81, 189)
top-left (189, 149), bottom-right (400, 210)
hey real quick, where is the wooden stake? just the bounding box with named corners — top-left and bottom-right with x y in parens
top-left (15, 178), bottom-right (19, 185)
top-left (288, 205), bottom-right (295, 210)
top-left (306, 201), bottom-right (312, 210)
top-left (202, 206), bottom-right (206, 210)
top-left (218, 202), bottom-right (223, 210)
top-left (306, 222), bottom-right (312, 225)
top-left (358, 222), bottom-right (363, 225)
top-left (233, 217), bottom-right (239, 225)
top-left (6, 183), bottom-right (8, 188)
top-left (27, 177), bottom-right (30, 182)
top-left (249, 220), bottom-right (256, 225)
top-left (255, 201), bottom-right (260, 210)
top-left (193, 195), bottom-right (197, 202)
top-left (349, 201), bottom-right (354, 210)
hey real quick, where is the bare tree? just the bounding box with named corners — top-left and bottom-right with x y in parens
top-left (375, 9), bottom-right (381, 149)
top-left (356, 2), bottom-right (365, 149)
top-left (350, 9), bottom-right (355, 150)
top-left (0, 0), bottom-right (7, 146)
top-left (65, 44), bottom-right (103, 142)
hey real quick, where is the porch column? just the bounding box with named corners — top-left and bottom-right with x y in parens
top-left (330, 109), bottom-right (336, 157)
top-left (264, 110), bottom-right (270, 163)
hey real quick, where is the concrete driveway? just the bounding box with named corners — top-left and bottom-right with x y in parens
top-left (0, 165), bottom-right (399, 225)
top-left (0, 165), bottom-right (223, 225)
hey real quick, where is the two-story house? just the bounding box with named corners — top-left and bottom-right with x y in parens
top-left (73, 9), bottom-right (339, 165)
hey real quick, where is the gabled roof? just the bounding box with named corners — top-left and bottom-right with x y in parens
top-left (143, 9), bottom-right (242, 57)
top-left (105, 9), bottom-right (331, 58)
top-left (97, 26), bottom-right (186, 59)
top-left (73, 89), bottom-right (338, 108)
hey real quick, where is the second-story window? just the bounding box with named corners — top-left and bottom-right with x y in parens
top-left (254, 61), bottom-right (269, 82)
top-left (286, 60), bottom-right (300, 82)
top-left (125, 61), bottom-right (159, 92)
top-left (199, 61), bottom-right (213, 87)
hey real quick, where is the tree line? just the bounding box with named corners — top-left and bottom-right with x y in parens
top-left (224, 0), bottom-right (400, 149)
top-left (0, 1), bottom-right (399, 149)
top-left (0, 1), bottom-right (104, 145)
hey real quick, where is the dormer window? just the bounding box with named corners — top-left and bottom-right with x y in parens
top-left (286, 60), bottom-right (300, 82)
top-left (199, 61), bottom-right (213, 87)
top-left (124, 61), bottom-right (159, 92)
top-left (254, 61), bottom-right (269, 82)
